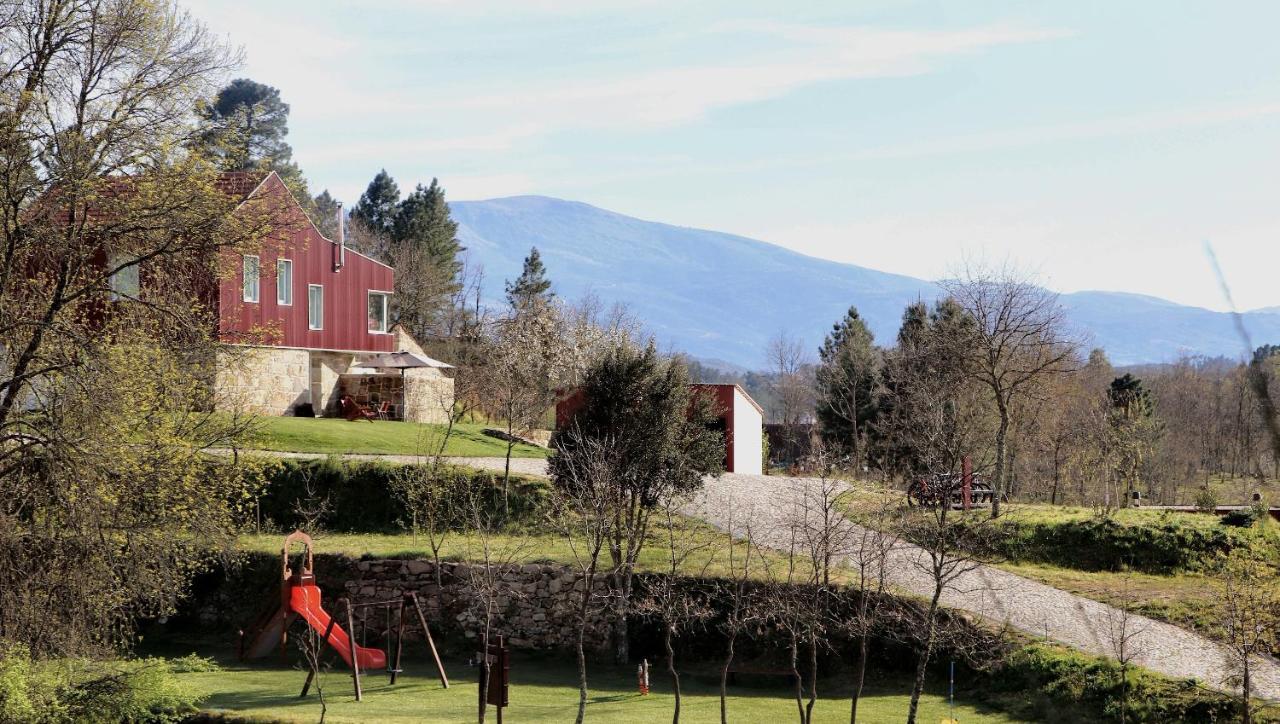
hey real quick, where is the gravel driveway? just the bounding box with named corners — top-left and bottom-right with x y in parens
top-left (686, 472), bottom-right (1280, 701)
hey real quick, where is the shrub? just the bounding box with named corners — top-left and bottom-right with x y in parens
top-left (996, 643), bottom-right (1269, 723)
top-left (0, 644), bottom-right (202, 724)
top-left (251, 458), bottom-right (550, 532)
top-left (959, 512), bottom-right (1265, 574)
top-left (1195, 488), bottom-right (1220, 513)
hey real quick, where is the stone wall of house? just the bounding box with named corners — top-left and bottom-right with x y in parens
top-left (215, 346), bottom-right (311, 415)
top-left (403, 368), bottom-right (453, 424)
top-left (345, 559), bottom-right (611, 651)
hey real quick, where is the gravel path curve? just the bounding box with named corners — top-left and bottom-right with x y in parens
top-left (687, 472), bottom-right (1280, 701)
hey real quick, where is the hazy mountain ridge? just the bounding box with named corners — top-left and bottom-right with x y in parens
top-left (450, 195), bottom-right (1280, 369)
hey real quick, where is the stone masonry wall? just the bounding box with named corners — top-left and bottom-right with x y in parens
top-left (345, 559), bottom-right (612, 652)
top-left (215, 346), bottom-right (310, 415)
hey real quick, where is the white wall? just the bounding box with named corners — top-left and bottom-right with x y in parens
top-left (731, 388), bottom-right (764, 475)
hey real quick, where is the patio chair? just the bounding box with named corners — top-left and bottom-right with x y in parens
top-left (339, 395), bottom-right (375, 422)
top-left (375, 400), bottom-right (392, 421)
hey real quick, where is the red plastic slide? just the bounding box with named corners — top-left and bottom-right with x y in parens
top-left (289, 582), bottom-right (387, 670)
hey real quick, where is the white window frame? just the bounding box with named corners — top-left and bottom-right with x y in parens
top-left (108, 252), bottom-right (140, 301)
top-left (242, 255), bottom-right (260, 303)
top-left (276, 258), bottom-right (293, 306)
top-left (308, 284), bottom-right (324, 330)
top-left (367, 290), bottom-right (391, 334)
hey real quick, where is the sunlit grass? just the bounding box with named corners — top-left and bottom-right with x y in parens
top-left (175, 647), bottom-right (1027, 724)
top-left (244, 416), bottom-right (550, 459)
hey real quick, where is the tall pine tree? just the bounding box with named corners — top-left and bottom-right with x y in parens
top-left (815, 305), bottom-right (880, 465)
top-left (352, 169), bottom-right (400, 236)
top-left (197, 78), bottom-right (317, 223)
top-left (388, 178), bottom-right (464, 340)
top-left (505, 246), bottom-right (553, 308)
top-left (312, 189), bottom-right (341, 239)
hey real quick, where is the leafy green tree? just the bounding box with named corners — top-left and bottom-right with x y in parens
top-left (1, 0), bottom-right (267, 661)
top-left (815, 306), bottom-right (880, 467)
top-left (312, 189), bottom-right (341, 239)
top-left (389, 178), bottom-right (464, 339)
top-left (352, 169), bottom-right (401, 236)
top-left (550, 343), bottom-right (724, 664)
top-left (505, 246), bottom-right (554, 308)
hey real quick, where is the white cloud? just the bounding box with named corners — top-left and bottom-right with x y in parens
top-left (424, 23), bottom-right (1068, 131)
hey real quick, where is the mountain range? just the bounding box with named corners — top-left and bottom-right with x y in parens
top-left (449, 196), bottom-right (1280, 370)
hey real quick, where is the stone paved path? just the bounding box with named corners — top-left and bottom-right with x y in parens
top-left (686, 472), bottom-right (1280, 701)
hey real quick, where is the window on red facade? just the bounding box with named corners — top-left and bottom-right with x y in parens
top-left (242, 255), bottom-right (260, 303)
top-left (368, 291), bottom-right (389, 333)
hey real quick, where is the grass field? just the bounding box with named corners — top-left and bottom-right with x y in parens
top-left (997, 561), bottom-right (1221, 634)
top-left (238, 511), bottom-right (811, 582)
top-left (246, 417), bottom-right (550, 458)
top-left (179, 648), bottom-right (1027, 724)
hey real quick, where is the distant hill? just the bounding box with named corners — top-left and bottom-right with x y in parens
top-left (449, 195), bottom-right (1280, 369)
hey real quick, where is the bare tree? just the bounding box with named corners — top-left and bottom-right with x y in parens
top-left (462, 480), bottom-right (530, 724)
top-left (547, 430), bottom-right (619, 724)
top-left (767, 331), bottom-right (814, 461)
top-left (897, 496), bottom-right (1001, 724)
top-left (843, 485), bottom-right (898, 723)
top-left (944, 262), bottom-right (1079, 517)
top-left (1104, 572), bottom-right (1149, 724)
top-left (1213, 551), bottom-right (1280, 724)
top-left (637, 500), bottom-right (715, 724)
top-left (296, 618), bottom-right (329, 723)
top-left (716, 500), bottom-right (762, 724)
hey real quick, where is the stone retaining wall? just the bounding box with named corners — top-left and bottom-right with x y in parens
top-left (345, 559), bottom-right (612, 651)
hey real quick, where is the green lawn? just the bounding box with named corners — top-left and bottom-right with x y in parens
top-left (178, 648), bottom-right (1026, 724)
top-left (246, 417), bottom-right (550, 458)
top-left (238, 512), bottom-right (808, 582)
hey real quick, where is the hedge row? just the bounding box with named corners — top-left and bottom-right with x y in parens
top-left (253, 457), bottom-right (550, 533)
top-left (993, 642), bottom-right (1276, 723)
top-left (969, 515), bottom-right (1265, 574)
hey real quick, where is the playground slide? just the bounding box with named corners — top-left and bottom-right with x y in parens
top-left (289, 583), bottom-right (387, 671)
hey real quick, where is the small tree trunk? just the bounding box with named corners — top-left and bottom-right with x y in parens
top-left (666, 623), bottom-right (681, 724)
top-left (907, 590), bottom-right (942, 724)
top-left (850, 633), bottom-right (868, 723)
top-left (1242, 656), bottom-right (1253, 724)
top-left (789, 635), bottom-right (804, 723)
top-left (575, 621), bottom-right (589, 724)
top-left (805, 633), bottom-right (818, 724)
top-left (574, 569), bottom-right (595, 724)
top-left (502, 436), bottom-right (515, 516)
top-left (720, 631), bottom-right (737, 724)
top-left (992, 405), bottom-right (1009, 518)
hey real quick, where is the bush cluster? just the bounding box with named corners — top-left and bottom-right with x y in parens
top-left (971, 514), bottom-right (1265, 573)
top-left (252, 458), bottom-right (550, 532)
top-left (0, 643), bottom-right (205, 724)
top-left (996, 643), bottom-right (1275, 723)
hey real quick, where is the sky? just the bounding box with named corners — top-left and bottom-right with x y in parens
top-left (183, 0), bottom-right (1280, 313)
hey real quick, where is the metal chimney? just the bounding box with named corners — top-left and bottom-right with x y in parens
top-left (335, 201), bottom-right (345, 271)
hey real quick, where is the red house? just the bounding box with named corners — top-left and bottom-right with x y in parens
top-left (210, 171), bottom-right (452, 421)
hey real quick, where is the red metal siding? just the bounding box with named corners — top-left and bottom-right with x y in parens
top-left (218, 175), bottom-right (394, 353)
top-left (692, 384), bottom-right (736, 472)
